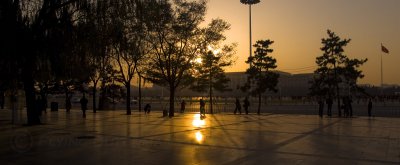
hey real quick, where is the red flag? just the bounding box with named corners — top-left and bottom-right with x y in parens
top-left (381, 44), bottom-right (389, 54)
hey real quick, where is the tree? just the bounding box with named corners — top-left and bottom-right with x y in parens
top-left (110, 0), bottom-right (148, 115)
top-left (242, 39), bottom-right (279, 115)
top-left (145, 0), bottom-right (207, 117)
top-left (190, 19), bottom-right (236, 114)
top-left (0, 0), bottom-right (88, 125)
top-left (78, 0), bottom-right (116, 113)
top-left (311, 30), bottom-right (367, 116)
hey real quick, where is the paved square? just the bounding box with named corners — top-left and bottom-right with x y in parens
top-left (0, 109), bottom-right (399, 164)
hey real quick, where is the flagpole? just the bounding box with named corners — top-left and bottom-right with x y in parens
top-left (380, 43), bottom-right (390, 95)
top-left (380, 43), bottom-right (384, 95)
top-left (381, 46), bottom-right (383, 88)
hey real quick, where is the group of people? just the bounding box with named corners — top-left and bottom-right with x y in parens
top-left (198, 97), bottom-right (251, 118)
top-left (234, 97), bottom-right (250, 115)
top-left (318, 97), bottom-right (374, 118)
top-left (33, 95), bottom-right (376, 119)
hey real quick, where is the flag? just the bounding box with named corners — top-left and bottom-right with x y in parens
top-left (381, 44), bottom-right (389, 54)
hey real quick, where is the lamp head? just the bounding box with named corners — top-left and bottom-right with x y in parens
top-left (240, 0), bottom-right (260, 5)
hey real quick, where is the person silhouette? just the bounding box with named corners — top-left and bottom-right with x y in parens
top-left (368, 98), bottom-right (373, 117)
top-left (180, 100), bottom-right (186, 113)
top-left (66, 96), bottom-right (72, 113)
top-left (243, 97), bottom-right (250, 115)
top-left (326, 97), bottom-right (333, 117)
top-left (318, 97), bottom-right (324, 118)
top-left (0, 91), bottom-right (5, 109)
top-left (36, 96), bottom-right (43, 117)
top-left (348, 96), bottom-right (353, 117)
top-left (234, 98), bottom-right (241, 114)
top-left (80, 95), bottom-right (88, 118)
top-left (144, 103), bottom-right (151, 114)
top-left (199, 99), bottom-right (205, 118)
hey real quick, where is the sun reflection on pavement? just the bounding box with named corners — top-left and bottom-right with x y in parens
top-left (192, 114), bottom-right (205, 128)
top-left (192, 114), bottom-right (206, 143)
top-left (195, 131), bottom-right (203, 143)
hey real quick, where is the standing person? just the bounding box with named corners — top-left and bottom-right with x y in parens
top-left (318, 97), bottom-right (324, 118)
top-left (348, 96), bottom-right (353, 117)
top-left (180, 100), bottom-right (186, 113)
top-left (243, 97), bottom-right (250, 115)
top-left (144, 103), bottom-right (151, 114)
top-left (326, 97), bottom-right (333, 117)
top-left (342, 97), bottom-right (349, 117)
top-left (66, 96), bottom-right (72, 113)
top-left (199, 99), bottom-right (206, 118)
top-left (368, 98), bottom-right (373, 117)
top-left (42, 96), bottom-right (47, 113)
top-left (234, 98), bottom-right (241, 114)
top-left (80, 95), bottom-right (88, 118)
top-left (36, 96), bottom-right (43, 117)
top-left (0, 91), bottom-right (4, 109)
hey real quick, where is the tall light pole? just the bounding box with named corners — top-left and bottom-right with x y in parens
top-left (240, 0), bottom-right (260, 67)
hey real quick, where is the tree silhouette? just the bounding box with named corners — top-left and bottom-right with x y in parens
top-left (191, 19), bottom-right (236, 114)
top-left (311, 30), bottom-right (367, 116)
top-left (110, 0), bottom-right (149, 115)
top-left (78, 0), bottom-right (115, 113)
top-left (0, 0), bottom-right (90, 124)
top-left (145, 0), bottom-right (208, 117)
top-left (243, 39), bottom-right (279, 115)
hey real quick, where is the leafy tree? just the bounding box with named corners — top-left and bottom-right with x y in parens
top-left (110, 0), bottom-right (149, 115)
top-left (311, 30), bottom-right (367, 116)
top-left (78, 0), bottom-right (116, 113)
top-left (0, 0), bottom-right (93, 124)
top-left (191, 19), bottom-right (236, 114)
top-left (242, 39), bottom-right (279, 115)
top-left (145, 0), bottom-right (207, 117)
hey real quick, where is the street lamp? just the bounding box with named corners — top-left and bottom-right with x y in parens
top-left (240, 0), bottom-right (260, 66)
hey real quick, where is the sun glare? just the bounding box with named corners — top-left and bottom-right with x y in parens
top-left (192, 114), bottom-right (206, 127)
top-left (195, 57), bottom-right (202, 64)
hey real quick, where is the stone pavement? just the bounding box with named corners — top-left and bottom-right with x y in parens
top-left (0, 109), bottom-right (399, 165)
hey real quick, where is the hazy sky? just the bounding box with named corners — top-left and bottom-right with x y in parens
top-left (204, 0), bottom-right (399, 85)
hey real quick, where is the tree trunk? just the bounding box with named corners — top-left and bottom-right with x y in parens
top-left (169, 85), bottom-right (175, 117)
top-left (98, 80), bottom-right (106, 110)
top-left (209, 76), bottom-right (213, 114)
top-left (65, 90), bottom-right (69, 111)
top-left (138, 76), bottom-right (142, 112)
top-left (336, 85), bottom-right (341, 117)
top-left (92, 82), bottom-right (97, 113)
top-left (334, 59), bottom-right (341, 117)
top-left (258, 94), bottom-right (261, 115)
top-left (126, 83), bottom-right (131, 115)
top-left (23, 76), bottom-right (40, 125)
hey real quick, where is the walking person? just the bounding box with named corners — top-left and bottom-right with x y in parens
top-left (80, 95), bottom-right (88, 118)
top-left (368, 98), bottom-right (373, 117)
top-left (243, 97), bottom-right (250, 115)
top-left (180, 100), bottom-right (186, 113)
top-left (318, 97), bottom-right (324, 118)
top-left (234, 98), bottom-right (241, 114)
top-left (326, 97), bottom-right (333, 117)
top-left (144, 103), bottom-right (151, 114)
top-left (199, 99), bottom-right (206, 119)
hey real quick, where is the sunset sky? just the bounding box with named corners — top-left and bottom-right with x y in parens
top-left (204, 0), bottom-right (399, 85)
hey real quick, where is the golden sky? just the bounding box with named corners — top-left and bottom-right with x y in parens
top-left (204, 0), bottom-right (400, 85)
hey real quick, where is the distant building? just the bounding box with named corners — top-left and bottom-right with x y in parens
top-left (222, 71), bottom-right (314, 97)
top-left (136, 71), bottom-right (315, 97)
